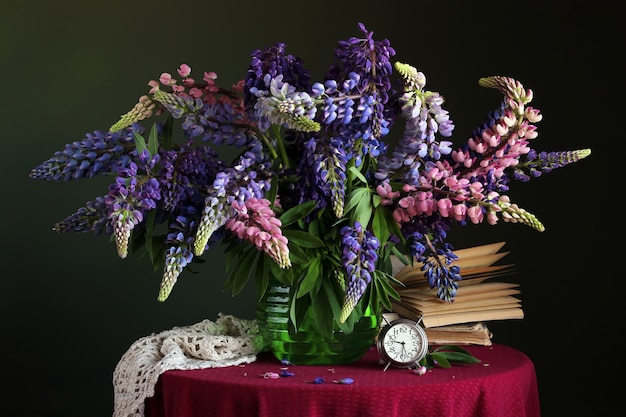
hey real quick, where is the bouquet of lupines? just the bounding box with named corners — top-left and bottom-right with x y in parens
top-left (30, 23), bottom-right (590, 336)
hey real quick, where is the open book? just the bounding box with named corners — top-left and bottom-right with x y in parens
top-left (390, 242), bottom-right (524, 330)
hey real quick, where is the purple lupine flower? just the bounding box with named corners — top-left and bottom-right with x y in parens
top-left (158, 144), bottom-right (223, 211)
top-left (297, 137), bottom-right (348, 218)
top-left (157, 206), bottom-right (220, 301)
top-left (158, 245), bottom-right (193, 301)
top-left (323, 23), bottom-right (396, 160)
top-left (104, 157), bottom-right (162, 258)
top-left (29, 126), bottom-right (144, 181)
top-left (252, 75), bottom-right (320, 133)
top-left (52, 196), bottom-right (113, 235)
top-left (376, 62), bottom-right (455, 186)
top-left (183, 98), bottom-right (256, 146)
top-left (193, 192), bottom-right (234, 256)
top-left (513, 149), bottom-right (591, 181)
top-left (339, 222), bottom-right (379, 323)
top-left (243, 42), bottom-right (311, 124)
top-left (411, 236), bottom-right (461, 302)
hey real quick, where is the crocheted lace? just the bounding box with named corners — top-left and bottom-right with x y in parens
top-left (113, 313), bottom-right (261, 417)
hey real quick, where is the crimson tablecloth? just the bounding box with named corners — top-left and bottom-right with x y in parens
top-left (145, 343), bottom-right (540, 417)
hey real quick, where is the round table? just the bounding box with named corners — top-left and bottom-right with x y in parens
top-left (145, 343), bottom-right (540, 417)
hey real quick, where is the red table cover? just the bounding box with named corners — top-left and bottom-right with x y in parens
top-left (145, 343), bottom-right (540, 417)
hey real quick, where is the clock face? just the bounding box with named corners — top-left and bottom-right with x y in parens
top-left (378, 319), bottom-right (428, 368)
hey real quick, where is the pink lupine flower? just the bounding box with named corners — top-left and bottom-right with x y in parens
top-left (438, 198), bottom-right (453, 218)
top-left (467, 205), bottom-right (484, 224)
top-left (159, 72), bottom-right (175, 86)
top-left (452, 203), bottom-right (467, 221)
top-left (177, 64), bottom-right (191, 78)
top-left (376, 182), bottom-right (399, 205)
top-left (226, 198), bottom-right (290, 269)
top-left (148, 80), bottom-right (160, 94)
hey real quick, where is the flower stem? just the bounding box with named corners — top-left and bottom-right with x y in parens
top-left (272, 124), bottom-right (291, 170)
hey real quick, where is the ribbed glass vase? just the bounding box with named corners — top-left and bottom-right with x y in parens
top-left (256, 278), bottom-right (380, 365)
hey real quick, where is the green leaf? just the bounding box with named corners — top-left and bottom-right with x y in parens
top-left (143, 209), bottom-right (157, 261)
top-left (132, 131), bottom-right (149, 155)
top-left (348, 165), bottom-right (368, 184)
top-left (372, 271), bottom-right (401, 311)
top-left (283, 229), bottom-right (325, 248)
top-left (430, 353), bottom-right (452, 368)
top-left (161, 116), bottom-right (174, 150)
top-left (343, 187), bottom-right (373, 227)
top-left (354, 195), bottom-right (373, 227)
top-left (440, 351), bottom-right (481, 364)
top-left (255, 257), bottom-right (271, 300)
top-left (296, 257), bottom-right (321, 298)
top-left (269, 258), bottom-right (293, 286)
top-left (224, 244), bottom-right (261, 296)
top-left (391, 245), bottom-right (411, 266)
top-left (287, 243), bottom-right (309, 265)
top-left (372, 208), bottom-right (390, 246)
top-left (372, 193), bottom-right (383, 208)
top-left (431, 345), bottom-right (481, 364)
top-left (279, 200), bottom-right (317, 227)
top-left (311, 285), bottom-right (336, 339)
top-left (147, 123), bottom-right (159, 156)
top-left (289, 288), bottom-right (310, 331)
top-left (344, 187), bottom-right (369, 215)
top-left (377, 206), bottom-right (403, 243)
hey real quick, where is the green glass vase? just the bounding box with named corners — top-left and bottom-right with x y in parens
top-left (256, 278), bottom-right (380, 365)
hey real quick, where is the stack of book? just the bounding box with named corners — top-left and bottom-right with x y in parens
top-left (389, 242), bottom-right (523, 345)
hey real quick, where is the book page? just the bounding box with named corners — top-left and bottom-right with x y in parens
top-left (400, 295), bottom-right (521, 313)
top-left (420, 307), bottom-right (524, 328)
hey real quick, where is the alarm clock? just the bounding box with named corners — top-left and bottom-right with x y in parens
top-left (377, 316), bottom-right (429, 371)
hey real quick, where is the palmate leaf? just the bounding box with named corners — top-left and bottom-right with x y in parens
top-left (296, 256), bottom-right (322, 298)
top-left (268, 253), bottom-right (294, 286)
top-left (279, 200), bottom-right (317, 227)
top-left (348, 165), bottom-right (368, 184)
top-left (372, 205), bottom-right (403, 245)
top-left (161, 116), bottom-right (174, 151)
top-left (311, 287), bottom-right (335, 339)
top-left (344, 187), bottom-right (372, 227)
top-left (147, 123), bottom-right (159, 156)
top-left (283, 229), bottom-right (325, 248)
top-left (391, 244), bottom-right (412, 267)
top-left (287, 242), bottom-right (309, 265)
top-left (289, 286), bottom-right (310, 332)
top-left (372, 208), bottom-right (390, 245)
top-left (255, 255), bottom-right (271, 300)
top-left (372, 270), bottom-right (401, 311)
top-left (131, 123), bottom-right (158, 156)
top-left (132, 131), bottom-right (149, 155)
top-left (224, 242), bottom-right (263, 296)
top-left (141, 209), bottom-right (157, 263)
top-left (327, 266), bottom-right (368, 333)
top-left (296, 258), bottom-right (324, 298)
top-left (319, 277), bottom-right (354, 336)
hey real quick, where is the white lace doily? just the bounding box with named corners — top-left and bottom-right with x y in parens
top-left (113, 313), bottom-right (261, 417)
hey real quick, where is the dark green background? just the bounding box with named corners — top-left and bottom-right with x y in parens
top-left (1, 1), bottom-right (617, 416)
